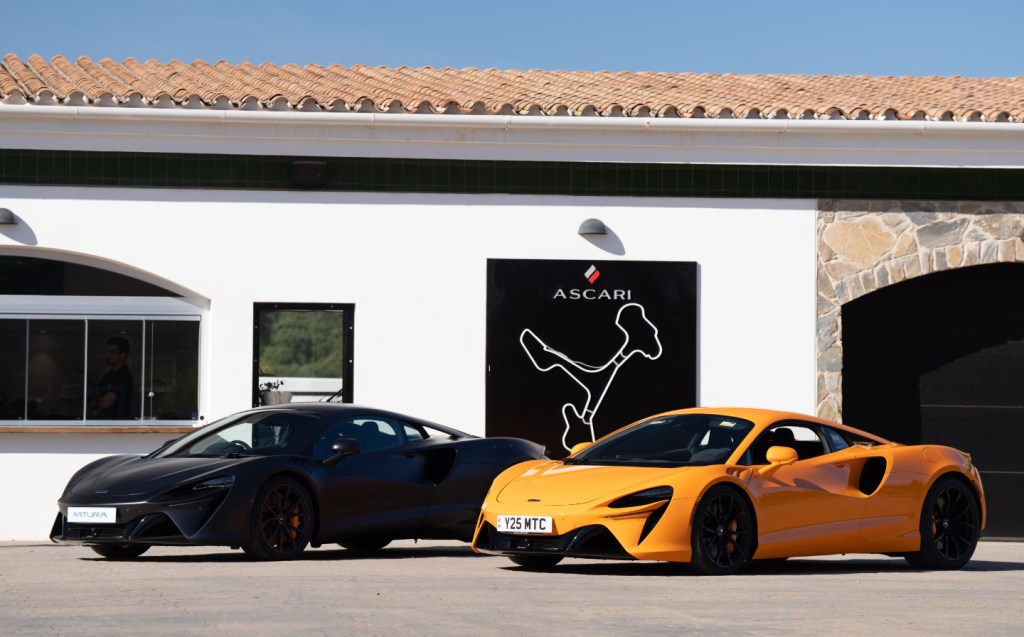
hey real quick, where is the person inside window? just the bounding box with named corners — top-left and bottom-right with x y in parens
top-left (89, 336), bottom-right (135, 419)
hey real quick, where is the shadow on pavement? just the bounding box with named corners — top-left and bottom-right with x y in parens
top-left (79, 544), bottom-right (480, 563)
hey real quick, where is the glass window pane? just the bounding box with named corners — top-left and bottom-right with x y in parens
top-left (27, 320), bottom-right (85, 420)
top-left (258, 308), bottom-right (347, 403)
top-left (144, 320), bottom-right (200, 420)
top-left (0, 319), bottom-right (27, 420)
top-left (86, 321), bottom-right (142, 421)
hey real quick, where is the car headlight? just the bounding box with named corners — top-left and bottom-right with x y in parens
top-left (193, 476), bottom-right (235, 491)
top-left (608, 486), bottom-right (673, 508)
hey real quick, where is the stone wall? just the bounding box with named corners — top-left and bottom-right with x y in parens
top-left (816, 200), bottom-right (1024, 421)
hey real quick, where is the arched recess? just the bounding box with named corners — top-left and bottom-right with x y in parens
top-left (0, 249), bottom-right (209, 425)
top-left (816, 201), bottom-right (1024, 538)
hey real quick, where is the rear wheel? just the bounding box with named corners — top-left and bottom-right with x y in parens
top-left (690, 485), bottom-right (754, 575)
top-left (242, 476), bottom-right (314, 561)
top-left (508, 554), bottom-right (563, 569)
top-left (90, 543), bottom-right (150, 560)
top-left (905, 475), bottom-right (980, 570)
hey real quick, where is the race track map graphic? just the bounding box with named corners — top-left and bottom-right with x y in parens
top-left (486, 259), bottom-right (697, 457)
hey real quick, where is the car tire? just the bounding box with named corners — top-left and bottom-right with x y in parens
top-left (90, 543), bottom-right (150, 560)
top-left (904, 475), bottom-right (980, 570)
top-left (689, 484), bottom-right (754, 575)
top-left (339, 538), bottom-right (391, 552)
top-left (242, 476), bottom-right (314, 561)
top-left (508, 554), bottom-right (563, 569)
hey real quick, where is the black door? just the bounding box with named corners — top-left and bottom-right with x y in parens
top-left (842, 263), bottom-right (1024, 539)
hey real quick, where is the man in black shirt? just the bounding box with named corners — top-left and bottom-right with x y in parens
top-left (91, 336), bottom-right (135, 420)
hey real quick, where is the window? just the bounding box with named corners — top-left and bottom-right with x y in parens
top-left (253, 303), bottom-right (354, 406)
top-left (0, 255), bottom-right (202, 426)
top-left (0, 317), bottom-right (200, 422)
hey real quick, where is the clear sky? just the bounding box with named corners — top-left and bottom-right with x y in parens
top-left (2, 0), bottom-right (1020, 77)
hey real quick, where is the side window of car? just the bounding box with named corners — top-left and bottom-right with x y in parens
top-left (748, 422), bottom-right (827, 463)
top-left (316, 416), bottom-right (403, 456)
top-left (403, 423), bottom-right (427, 442)
top-left (822, 426), bottom-right (851, 453)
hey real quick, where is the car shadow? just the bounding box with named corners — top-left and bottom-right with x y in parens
top-left (500, 557), bottom-right (1024, 577)
top-left (80, 544), bottom-right (481, 563)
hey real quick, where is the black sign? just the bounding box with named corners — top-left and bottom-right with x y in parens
top-left (486, 259), bottom-right (697, 457)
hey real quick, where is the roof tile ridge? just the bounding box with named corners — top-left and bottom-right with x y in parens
top-left (75, 56), bottom-right (135, 99)
top-left (413, 66), bottom-right (496, 113)
top-left (222, 60), bottom-right (294, 105)
top-left (176, 60), bottom-right (251, 103)
top-left (25, 54), bottom-right (79, 100)
top-left (380, 66), bottom-right (463, 113)
top-left (316, 64), bottom-right (423, 111)
top-left (141, 59), bottom-right (196, 101)
top-left (256, 61), bottom-right (332, 106)
top-left (2, 53), bottom-right (48, 98)
top-left (0, 55), bottom-right (28, 98)
top-left (122, 58), bottom-right (190, 102)
top-left (50, 55), bottom-right (108, 99)
top-left (97, 57), bottom-right (155, 100)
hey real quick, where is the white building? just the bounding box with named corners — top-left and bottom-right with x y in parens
top-left (2, 59), bottom-right (1022, 539)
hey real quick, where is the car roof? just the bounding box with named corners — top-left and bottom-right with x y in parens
top-left (244, 403), bottom-right (473, 439)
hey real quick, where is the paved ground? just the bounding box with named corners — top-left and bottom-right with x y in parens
top-left (1, 540), bottom-right (1022, 636)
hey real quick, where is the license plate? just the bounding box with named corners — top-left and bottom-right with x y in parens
top-left (67, 507), bottom-right (117, 524)
top-left (497, 515), bottom-right (553, 535)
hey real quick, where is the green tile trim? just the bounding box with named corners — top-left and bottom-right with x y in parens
top-left (2, 149), bottom-right (1023, 200)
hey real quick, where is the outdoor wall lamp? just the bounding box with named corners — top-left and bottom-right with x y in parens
top-left (578, 218), bottom-right (607, 235)
top-left (0, 208), bottom-right (17, 225)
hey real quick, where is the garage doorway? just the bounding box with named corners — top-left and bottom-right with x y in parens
top-left (842, 263), bottom-right (1024, 539)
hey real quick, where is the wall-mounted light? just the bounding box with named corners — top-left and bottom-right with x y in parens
top-left (578, 218), bottom-right (607, 236)
top-left (0, 208), bottom-right (16, 225)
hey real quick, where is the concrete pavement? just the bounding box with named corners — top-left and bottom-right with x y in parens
top-left (1, 540), bottom-right (1022, 636)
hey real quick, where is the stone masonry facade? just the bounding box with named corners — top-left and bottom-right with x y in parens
top-left (816, 200), bottom-right (1024, 422)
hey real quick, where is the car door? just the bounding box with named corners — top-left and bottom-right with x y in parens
top-left (310, 415), bottom-right (436, 540)
top-left (742, 420), bottom-right (869, 558)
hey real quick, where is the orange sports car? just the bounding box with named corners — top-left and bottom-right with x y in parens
top-left (472, 407), bottom-right (985, 574)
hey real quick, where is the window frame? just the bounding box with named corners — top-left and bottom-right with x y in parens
top-left (252, 302), bottom-right (355, 407)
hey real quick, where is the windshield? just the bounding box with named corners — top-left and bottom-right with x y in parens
top-left (152, 410), bottom-right (324, 458)
top-left (568, 413), bottom-right (755, 467)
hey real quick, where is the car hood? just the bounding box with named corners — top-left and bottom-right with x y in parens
top-left (495, 461), bottom-right (684, 506)
top-left (69, 455), bottom-right (254, 497)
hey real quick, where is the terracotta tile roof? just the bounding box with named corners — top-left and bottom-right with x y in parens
top-left (2, 54), bottom-right (1024, 122)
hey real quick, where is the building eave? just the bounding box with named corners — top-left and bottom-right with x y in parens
top-left (2, 104), bottom-right (1024, 168)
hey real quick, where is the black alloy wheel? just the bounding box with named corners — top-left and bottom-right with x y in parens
top-left (508, 554), bottom-right (564, 569)
top-left (905, 475), bottom-right (980, 570)
top-left (243, 476), bottom-right (314, 561)
top-left (90, 543), bottom-right (150, 560)
top-left (690, 485), bottom-right (754, 575)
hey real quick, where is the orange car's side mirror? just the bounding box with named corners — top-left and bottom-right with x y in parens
top-left (757, 446), bottom-right (799, 477)
top-left (568, 441), bottom-right (593, 456)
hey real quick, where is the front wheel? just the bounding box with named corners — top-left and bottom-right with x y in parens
top-left (689, 485), bottom-right (754, 575)
top-left (242, 476), bottom-right (314, 561)
top-left (90, 543), bottom-right (150, 560)
top-left (904, 475), bottom-right (980, 570)
top-left (508, 554), bottom-right (563, 569)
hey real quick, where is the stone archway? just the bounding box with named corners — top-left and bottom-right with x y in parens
top-left (815, 200), bottom-right (1024, 421)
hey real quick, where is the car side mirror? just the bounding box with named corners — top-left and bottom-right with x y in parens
top-left (323, 437), bottom-right (361, 468)
top-left (757, 446), bottom-right (798, 477)
top-left (568, 441), bottom-right (593, 456)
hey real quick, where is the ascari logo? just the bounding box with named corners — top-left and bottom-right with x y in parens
top-left (553, 265), bottom-right (633, 300)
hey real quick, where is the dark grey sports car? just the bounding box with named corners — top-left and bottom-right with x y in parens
top-left (51, 403), bottom-right (544, 560)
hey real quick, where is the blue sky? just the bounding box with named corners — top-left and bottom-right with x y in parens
top-left (3, 1), bottom-right (1021, 77)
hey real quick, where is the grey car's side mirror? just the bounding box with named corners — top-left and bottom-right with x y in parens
top-left (323, 437), bottom-right (361, 468)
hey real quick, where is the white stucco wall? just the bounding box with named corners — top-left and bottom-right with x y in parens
top-left (0, 185), bottom-right (816, 539)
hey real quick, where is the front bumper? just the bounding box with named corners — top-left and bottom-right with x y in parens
top-left (51, 488), bottom-right (239, 546)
